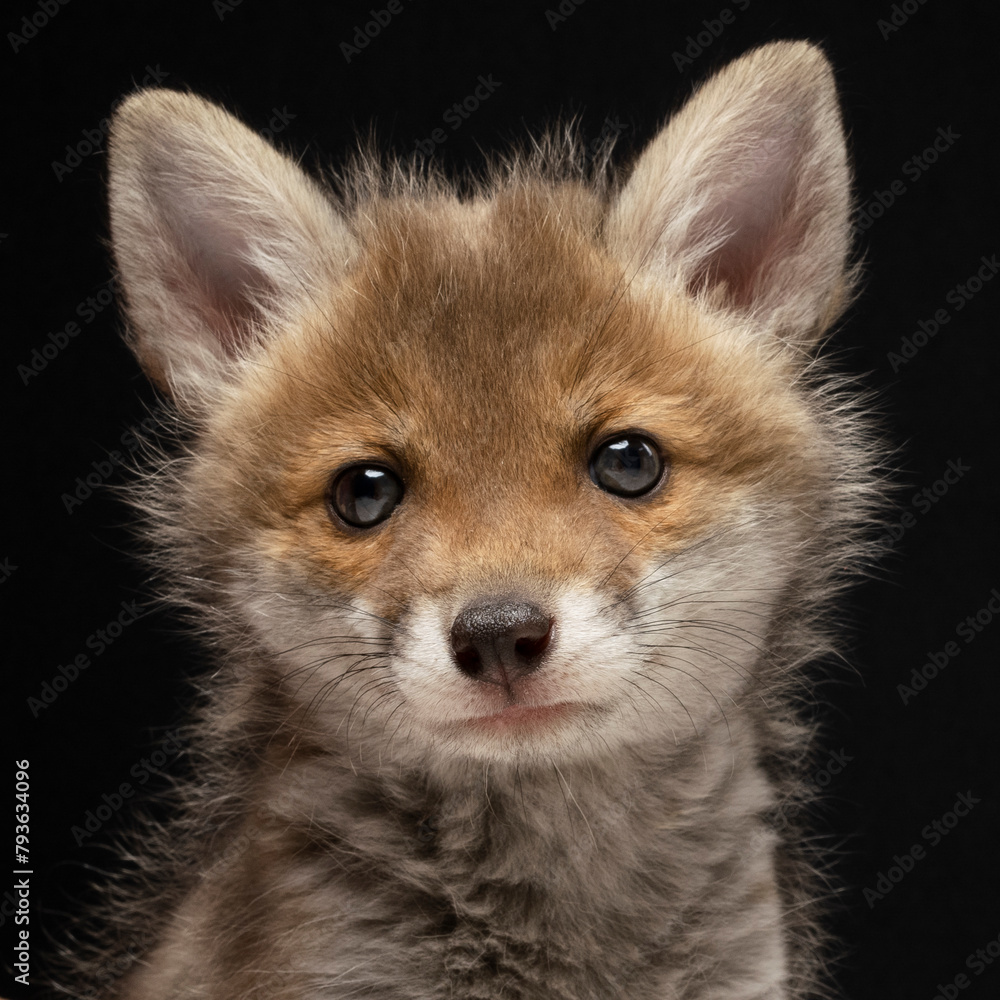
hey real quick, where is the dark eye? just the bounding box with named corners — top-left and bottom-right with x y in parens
top-left (328, 465), bottom-right (404, 528)
top-left (589, 435), bottom-right (665, 497)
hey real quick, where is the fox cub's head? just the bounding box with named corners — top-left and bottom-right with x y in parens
top-left (108, 42), bottom-right (866, 768)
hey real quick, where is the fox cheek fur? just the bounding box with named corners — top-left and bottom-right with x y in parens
top-left (68, 40), bottom-right (882, 999)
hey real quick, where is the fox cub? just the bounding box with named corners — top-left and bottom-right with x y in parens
top-left (76, 40), bottom-right (878, 1000)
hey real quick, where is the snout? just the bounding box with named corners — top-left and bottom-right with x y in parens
top-left (450, 598), bottom-right (554, 689)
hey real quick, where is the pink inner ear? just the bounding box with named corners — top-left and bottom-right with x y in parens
top-left (688, 130), bottom-right (804, 309)
top-left (165, 201), bottom-right (274, 359)
top-left (193, 251), bottom-right (269, 358)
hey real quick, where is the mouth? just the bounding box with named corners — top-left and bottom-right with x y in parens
top-left (459, 701), bottom-right (578, 731)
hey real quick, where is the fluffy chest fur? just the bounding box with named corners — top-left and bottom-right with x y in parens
top-left (130, 716), bottom-right (786, 999)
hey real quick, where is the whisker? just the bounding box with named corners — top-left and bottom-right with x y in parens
top-left (635, 654), bottom-right (733, 744)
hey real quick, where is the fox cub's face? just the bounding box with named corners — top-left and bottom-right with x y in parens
top-left (109, 43), bottom-right (856, 766)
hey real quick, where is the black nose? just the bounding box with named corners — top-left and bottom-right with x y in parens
top-left (450, 600), bottom-right (554, 687)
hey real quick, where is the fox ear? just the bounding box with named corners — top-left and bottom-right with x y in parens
top-left (607, 41), bottom-right (853, 343)
top-left (107, 89), bottom-right (354, 399)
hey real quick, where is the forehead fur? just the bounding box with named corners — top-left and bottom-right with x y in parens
top-left (239, 180), bottom-right (812, 462)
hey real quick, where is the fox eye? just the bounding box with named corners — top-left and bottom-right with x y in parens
top-left (589, 435), bottom-right (665, 497)
top-left (328, 465), bottom-right (404, 528)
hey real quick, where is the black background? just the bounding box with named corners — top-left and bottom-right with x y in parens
top-left (5, 1), bottom-right (999, 998)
